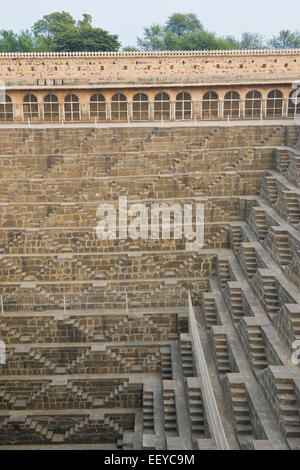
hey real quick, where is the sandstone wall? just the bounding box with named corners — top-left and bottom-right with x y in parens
top-left (0, 50), bottom-right (299, 84)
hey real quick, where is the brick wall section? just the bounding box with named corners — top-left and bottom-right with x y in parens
top-left (0, 50), bottom-right (299, 83)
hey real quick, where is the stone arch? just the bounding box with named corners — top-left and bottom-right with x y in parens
top-left (154, 92), bottom-right (171, 121)
top-left (175, 92), bottom-right (192, 120)
top-left (64, 94), bottom-right (81, 121)
top-left (288, 89), bottom-right (300, 117)
top-left (224, 91), bottom-right (240, 119)
top-left (266, 89), bottom-right (284, 118)
top-left (44, 94), bottom-right (59, 121)
top-left (132, 93), bottom-right (149, 121)
top-left (0, 94), bottom-right (13, 121)
top-left (111, 93), bottom-right (128, 121)
top-left (245, 90), bottom-right (262, 119)
top-left (90, 93), bottom-right (107, 120)
top-left (23, 93), bottom-right (39, 121)
top-left (202, 91), bottom-right (219, 119)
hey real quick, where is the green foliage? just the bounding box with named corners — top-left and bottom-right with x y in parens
top-left (0, 10), bottom-right (299, 52)
top-left (178, 31), bottom-right (234, 50)
top-left (33, 11), bottom-right (76, 39)
top-left (221, 35), bottom-right (240, 49)
top-left (49, 26), bottom-right (120, 52)
top-left (137, 12), bottom-right (300, 51)
top-left (239, 32), bottom-right (266, 49)
top-left (137, 24), bottom-right (165, 50)
top-left (0, 11), bottom-right (120, 52)
top-left (122, 46), bottom-right (139, 52)
top-left (164, 13), bottom-right (203, 37)
top-left (0, 29), bottom-right (35, 52)
top-left (33, 12), bottom-right (120, 52)
top-left (137, 12), bottom-right (237, 51)
top-left (267, 30), bottom-right (300, 49)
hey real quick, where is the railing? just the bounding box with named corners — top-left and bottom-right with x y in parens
top-left (0, 49), bottom-right (299, 58)
top-left (188, 291), bottom-right (229, 450)
top-left (0, 290), bottom-right (188, 313)
top-left (0, 100), bottom-right (299, 124)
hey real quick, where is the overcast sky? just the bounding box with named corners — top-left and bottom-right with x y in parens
top-left (1, 0), bottom-right (300, 47)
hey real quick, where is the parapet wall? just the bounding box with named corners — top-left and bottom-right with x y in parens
top-left (0, 49), bottom-right (300, 85)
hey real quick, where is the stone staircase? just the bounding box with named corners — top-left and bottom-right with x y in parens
top-left (217, 258), bottom-right (232, 288)
top-left (0, 124), bottom-right (299, 449)
top-left (210, 332), bottom-right (232, 375)
top-left (257, 368), bottom-right (300, 445)
top-left (163, 385), bottom-right (178, 437)
top-left (180, 340), bottom-right (195, 377)
top-left (160, 347), bottom-right (173, 380)
top-left (229, 382), bottom-right (256, 442)
top-left (143, 391), bottom-right (154, 434)
top-left (251, 272), bottom-right (280, 317)
top-left (273, 232), bottom-right (292, 266)
top-left (224, 283), bottom-right (244, 323)
top-left (66, 382), bottom-right (94, 407)
top-left (263, 177), bottom-right (279, 204)
top-left (187, 385), bottom-right (206, 438)
top-left (249, 207), bottom-right (269, 241)
top-left (239, 244), bottom-right (258, 278)
top-left (276, 378), bottom-right (300, 440)
top-left (230, 225), bottom-right (243, 252)
top-left (202, 295), bottom-right (219, 328)
top-left (246, 325), bottom-right (268, 370)
top-left (284, 192), bottom-right (300, 226)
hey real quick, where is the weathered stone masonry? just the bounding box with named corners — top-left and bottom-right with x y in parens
top-left (0, 51), bottom-right (299, 451)
top-left (0, 50), bottom-right (300, 122)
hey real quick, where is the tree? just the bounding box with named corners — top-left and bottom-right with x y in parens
top-left (0, 13), bottom-right (120, 52)
top-left (51, 26), bottom-right (120, 52)
top-left (165, 13), bottom-right (203, 37)
top-left (77, 14), bottom-right (92, 28)
top-left (239, 32), bottom-right (265, 49)
top-left (32, 12), bottom-right (120, 52)
top-left (0, 29), bottom-right (35, 52)
top-left (220, 35), bottom-right (240, 49)
top-left (137, 24), bottom-right (165, 50)
top-left (122, 46), bottom-right (139, 52)
top-left (178, 31), bottom-right (235, 51)
top-left (268, 30), bottom-right (300, 49)
top-left (137, 13), bottom-right (235, 51)
top-left (32, 11), bottom-right (75, 49)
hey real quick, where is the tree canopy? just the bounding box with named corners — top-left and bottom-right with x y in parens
top-left (165, 13), bottom-right (203, 37)
top-left (267, 30), bottom-right (300, 49)
top-left (0, 12), bottom-right (120, 52)
top-left (137, 12), bottom-right (300, 51)
top-left (0, 11), bottom-right (299, 52)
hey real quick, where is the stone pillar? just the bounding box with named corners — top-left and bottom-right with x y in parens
top-left (193, 100), bottom-right (201, 121)
top-left (37, 95), bottom-right (43, 122)
top-left (107, 101), bottom-right (112, 121)
top-left (128, 102), bottom-right (133, 121)
top-left (284, 99), bottom-right (289, 117)
top-left (168, 101), bottom-right (174, 120)
top-left (240, 101), bottom-right (245, 119)
top-left (13, 100), bottom-right (23, 122)
top-left (219, 101), bottom-right (224, 119)
top-left (262, 100), bottom-right (267, 118)
top-left (150, 102), bottom-right (155, 120)
top-left (81, 103), bottom-right (89, 121)
top-left (59, 102), bottom-right (64, 122)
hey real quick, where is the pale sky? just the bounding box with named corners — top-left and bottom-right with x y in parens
top-left (1, 0), bottom-right (300, 48)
